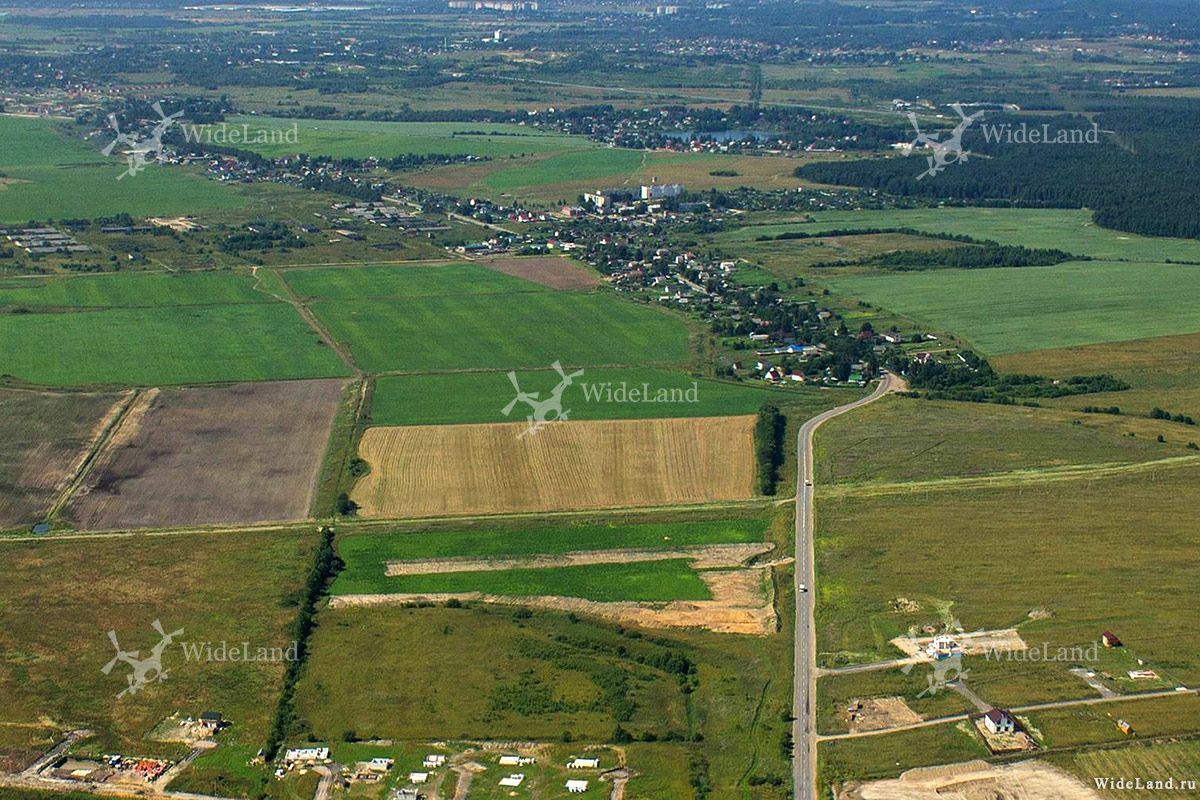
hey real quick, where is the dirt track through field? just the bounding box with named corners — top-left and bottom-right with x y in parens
top-left (64, 379), bottom-right (347, 530)
top-left (332, 565), bottom-right (777, 634)
top-left (352, 416), bottom-right (757, 518)
top-left (385, 542), bottom-right (774, 575)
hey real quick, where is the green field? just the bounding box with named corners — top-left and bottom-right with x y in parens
top-left (284, 264), bottom-right (689, 372)
top-left (195, 117), bottom-right (591, 159)
top-left (282, 261), bottom-right (544, 300)
top-left (335, 559), bottom-right (712, 602)
top-left (0, 270), bottom-right (265, 308)
top-left (726, 207), bottom-right (1200, 263)
top-left (0, 114), bottom-right (244, 222)
top-left (0, 302), bottom-right (348, 386)
top-left (369, 368), bottom-right (805, 425)
top-left (336, 515), bottom-right (770, 567)
top-left (821, 261), bottom-right (1200, 355)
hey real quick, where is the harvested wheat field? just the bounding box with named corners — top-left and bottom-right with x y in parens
top-left (352, 415), bottom-right (757, 518)
top-left (64, 379), bottom-right (347, 530)
top-left (476, 255), bottom-right (601, 290)
top-left (0, 388), bottom-right (124, 529)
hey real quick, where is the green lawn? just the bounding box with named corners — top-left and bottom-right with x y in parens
top-left (369, 368), bottom-right (800, 425)
top-left (0, 270), bottom-right (265, 308)
top-left (335, 516), bottom-right (769, 576)
top-left (191, 117), bottom-right (590, 159)
top-left (0, 303), bottom-right (348, 386)
top-left (726, 207), bottom-right (1200, 263)
top-left (334, 559), bottom-right (712, 602)
top-left (818, 722), bottom-right (987, 786)
top-left (0, 115), bottom-right (243, 222)
top-left (821, 261), bottom-right (1200, 355)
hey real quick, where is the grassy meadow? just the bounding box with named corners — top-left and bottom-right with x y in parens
top-left (0, 114), bottom-right (243, 222)
top-left (0, 530), bottom-right (314, 759)
top-left (820, 260), bottom-right (1200, 355)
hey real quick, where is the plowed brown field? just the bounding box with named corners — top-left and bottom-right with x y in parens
top-left (352, 415), bottom-right (757, 517)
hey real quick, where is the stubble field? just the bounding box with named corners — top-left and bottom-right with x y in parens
top-left (351, 415), bottom-right (757, 518)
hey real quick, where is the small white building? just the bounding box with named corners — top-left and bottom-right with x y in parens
top-left (422, 754), bottom-right (447, 768)
top-left (498, 755), bottom-right (534, 766)
top-left (566, 779), bottom-right (589, 793)
top-left (567, 757), bottom-right (600, 769)
top-left (982, 708), bottom-right (1016, 735)
top-left (409, 772), bottom-right (429, 785)
top-left (366, 758), bottom-right (393, 772)
top-left (499, 773), bottom-right (526, 787)
top-left (926, 635), bottom-right (959, 660)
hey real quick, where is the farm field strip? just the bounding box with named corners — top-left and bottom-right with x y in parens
top-left (383, 541), bottom-right (775, 575)
top-left (350, 416), bottom-right (757, 518)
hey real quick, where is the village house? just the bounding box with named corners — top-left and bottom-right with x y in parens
top-left (567, 757), bottom-right (600, 769)
top-left (566, 779), bottom-right (589, 793)
top-left (1102, 631), bottom-right (1123, 648)
top-left (982, 708), bottom-right (1016, 735)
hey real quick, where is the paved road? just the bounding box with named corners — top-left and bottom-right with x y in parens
top-left (793, 374), bottom-right (898, 800)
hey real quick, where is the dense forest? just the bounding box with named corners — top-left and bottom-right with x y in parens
top-left (799, 102), bottom-right (1200, 241)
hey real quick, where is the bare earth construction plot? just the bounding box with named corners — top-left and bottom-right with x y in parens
top-left (65, 379), bottom-right (346, 530)
top-left (351, 415), bottom-right (756, 517)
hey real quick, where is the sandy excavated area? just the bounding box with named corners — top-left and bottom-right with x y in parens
top-left (352, 416), bottom-right (757, 518)
top-left (332, 566), bottom-right (777, 635)
top-left (385, 542), bottom-right (774, 576)
top-left (846, 697), bottom-right (922, 733)
top-left (847, 759), bottom-right (1102, 800)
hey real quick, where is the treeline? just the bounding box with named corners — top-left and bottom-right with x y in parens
top-left (866, 243), bottom-right (1081, 270)
top-left (221, 221), bottom-right (303, 254)
top-left (896, 351), bottom-right (1129, 405)
top-left (263, 527), bottom-right (343, 759)
top-left (754, 406), bottom-right (786, 495)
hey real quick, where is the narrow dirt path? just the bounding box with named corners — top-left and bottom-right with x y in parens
top-left (264, 267), bottom-right (361, 376)
top-left (45, 389), bottom-right (144, 521)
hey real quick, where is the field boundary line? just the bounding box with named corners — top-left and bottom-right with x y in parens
top-left (822, 454), bottom-right (1200, 498)
top-left (269, 268), bottom-right (361, 375)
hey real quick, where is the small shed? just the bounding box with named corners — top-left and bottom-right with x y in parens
top-left (566, 779), bottom-right (589, 793)
top-left (1102, 631), bottom-right (1123, 648)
